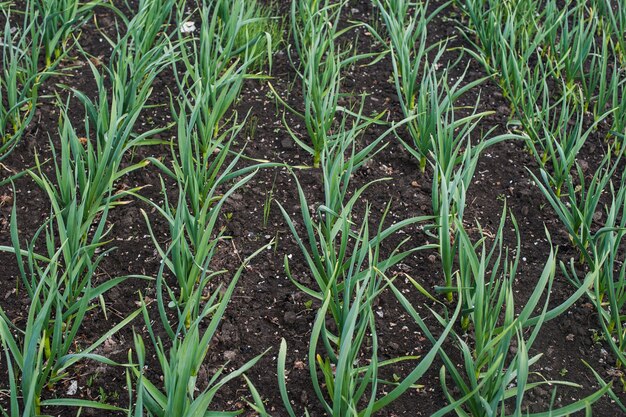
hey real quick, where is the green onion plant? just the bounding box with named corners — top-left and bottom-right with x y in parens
top-left (283, 0), bottom-right (344, 167)
top-left (2, 200), bottom-right (142, 416)
top-left (556, 165), bottom-right (626, 374)
top-left (545, 3), bottom-right (598, 90)
top-left (522, 81), bottom-right (610, 196)
top-left (8, 107), bottom-right (144, 314)
top-left (593, 0), bottom-right (626, 62)
top-left (430, 138), bottom-right (484, 303)
top-left (0, 273), bottom-right (138, 416)
top-left (588, 200), bottom-right (626, 375)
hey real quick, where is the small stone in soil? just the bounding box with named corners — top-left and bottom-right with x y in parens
top-left (281, 138), bottom-right (294, 149)
top-left (284, 311), bottom-right (297, 325)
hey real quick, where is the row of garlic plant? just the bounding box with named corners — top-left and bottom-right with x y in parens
top-left (270, 2), bottom-right (456, 413)
top-left (373, 0), bottom-right (520, 300)
top-left (0, 0), bottom-right (108, 160)
top-left (535, 148), bottom-right (626, 390)
top-left (130, 1), bottom-right (280, 416)
top-left (277, 103), bottom-right (460, 416)
top-left (458, 0), bottom-right (626, 402)
top-left (284, 0), bottom-right (345, 168)
top-left (270, 0), bottom-right (381, 168)
top-left (1, 4), bottom-right (40, 159)
top-left (0, 0), bottom-right (180, 413)
top-left (372, 0), bottom-right (617, 414)
top-left (460, 0), bottom-right (625, 191)
top-left (417, 77), bottom-right (602, 417)
top-left (271, 42), bottom-right (603, 417)
top-left (0, 0), bottom-right (281, 414)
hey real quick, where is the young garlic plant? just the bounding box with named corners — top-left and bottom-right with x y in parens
top-left (277, 107), bottom-right (440, 415)
top-left (592, 0), bottom-right (626, 63)
top-left (132, 247), bottom-right (268, 417)
top-left (70, 0), bottom-right (178, 152)
top-left (32, 0), bottom-right (100, 65)
top-left (460, 0), bottom-right (568, 116)
top-left (143, 133), bottom-right (257, 333)
top-left (395, 212), bottom-right (608, 416)
top-left (0, 269), bottom-right (130, 416)
top-left (175, 0), bottom-right (266, 158)
top-left (71, 3), bottom-right (177, 156)
top-left (430, 126), bottom-right (516, 302)
top-left (431, 139), bottom-right (479, 303)
top-left (15, 89), bottom-right (151, 339)
top-left (284, 0), bottom-right (344, 168)
top-left (521, 77), bottom-right (612, 196)
top-left (273, 0), bottom-right (380, 167)
top-left (2, 193), bottom-right (142, 416)
top-left (587, 204), bottom-right (626, 377)
top-left (544, 2), bottom-right (598, 90)
top-left (556, 160), bottom-right (626, 374)
top-left (278, 225), bottom-right (458, 417)
top-left (0, 6), bottom-right (44, 160)
top-left (531, 147), bottom-right (624, 265)
top-left (143, 96), bottom-right (279, 332)
top-left (375, 0), bottom-right (452, 171)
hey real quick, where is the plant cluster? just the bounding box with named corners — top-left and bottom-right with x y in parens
top-left (1, 0), bottom-right (625, 416)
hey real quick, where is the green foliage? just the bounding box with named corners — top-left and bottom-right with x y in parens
top-left (286, 0), bottom-right (344, 167)
top-left (399, 212), bottom-right (608, 416)
top-left (522, 82), bottom-right (611, 196)
top-left (32, 0), bottom-right (100, 65)
top-left (1, 206), bottom-right (141, 416)
top-left (132, 248), bottom-right (268, 417)
top-left (273, 0), bottom-right (380, 166)
top-left (375, 0), bottom-right (448, 170)
top-left (551, 154), bottom-right (626, 372)
top-left (0, 6), bottom-right (44, 159)
top-left (175, 0), bottom-right (265, 158)
top-left (233, 0), bottom-right (284, 73)
top-left (276, 106), bottom-right (445, 415)
top-left (531, 148), bottom-right (624, 265)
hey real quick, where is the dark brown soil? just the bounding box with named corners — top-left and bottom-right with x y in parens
top-left (1, 0), bottom-right (625, 416)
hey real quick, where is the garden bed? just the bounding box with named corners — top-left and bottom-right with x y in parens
top-left (1, 0), bottom-right (625, 416)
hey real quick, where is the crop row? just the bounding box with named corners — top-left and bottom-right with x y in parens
top-left (0, 0), bottom-right (625, 416)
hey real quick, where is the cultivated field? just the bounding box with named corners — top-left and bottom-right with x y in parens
top-left (1, 0), bottom-right (626, 416)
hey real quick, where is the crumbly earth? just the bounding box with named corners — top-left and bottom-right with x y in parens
top-left (0, 0), bottom-right (624, 416)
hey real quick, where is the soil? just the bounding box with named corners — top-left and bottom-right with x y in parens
top-left (0, 0), bottom-right (625, 416)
